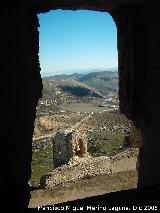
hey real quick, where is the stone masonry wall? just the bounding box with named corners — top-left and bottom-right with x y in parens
top-left (41, 148), bottom-right (138, 188)
top-left (53, 128), bottom-right (88, 168)
top-left (53, 132), bottom-right (72, 167)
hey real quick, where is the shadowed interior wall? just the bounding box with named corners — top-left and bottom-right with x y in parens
top-left (111, 0), bottom-right (160, 186)
top-left (1, 0), bottom-right (159, 209)
top-left (1, 0), bottom-right (42, 209)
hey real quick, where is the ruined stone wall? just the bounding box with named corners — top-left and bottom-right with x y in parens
top-left (71, 128), bottom-right (88, 158)
top-left (53, 128), bottom-right (88, 168)
top-left (53, 132), bottom-right (72, 167)
top-left (42, 148), bottom-right (138, 188)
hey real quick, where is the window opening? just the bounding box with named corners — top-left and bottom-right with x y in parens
top-left (29, 10), bottom-right (138, 207)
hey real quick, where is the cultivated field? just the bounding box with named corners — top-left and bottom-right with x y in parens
top-left (59, 103), bottom-right (109, 113)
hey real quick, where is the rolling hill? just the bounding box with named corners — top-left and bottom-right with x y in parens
top-left (79, 71), bottom-right (118, 92)
top-left (43, 71), bottom-right (118, 97)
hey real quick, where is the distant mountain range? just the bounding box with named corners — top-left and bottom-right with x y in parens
top-left (41, 67), bottom-right (118, 78)
top-left (43, 70), bottom-right (118, 93)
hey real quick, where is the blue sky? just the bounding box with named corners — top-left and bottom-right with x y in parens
top-left (38, 10), bottom-right (117, 76)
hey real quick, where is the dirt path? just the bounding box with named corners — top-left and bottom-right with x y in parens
top-left (33, 109), bottom-right (112, 141)
top-left (33, 114), bottom-right (92, 141)
top-left (29, 190), bottom-right (108, 208)
top-left (29, 170), bottom-right (138, 208)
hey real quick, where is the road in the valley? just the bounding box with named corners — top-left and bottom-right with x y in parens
top-left (33, 114), bottom-right (92, 141)
top-left (33, 108), bottom-right (114, 141)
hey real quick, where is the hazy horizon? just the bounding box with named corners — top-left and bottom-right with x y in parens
top-left (41, 67), bottom-right (118, 77)
top-left (38, 10), bottom-right (118, 76)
